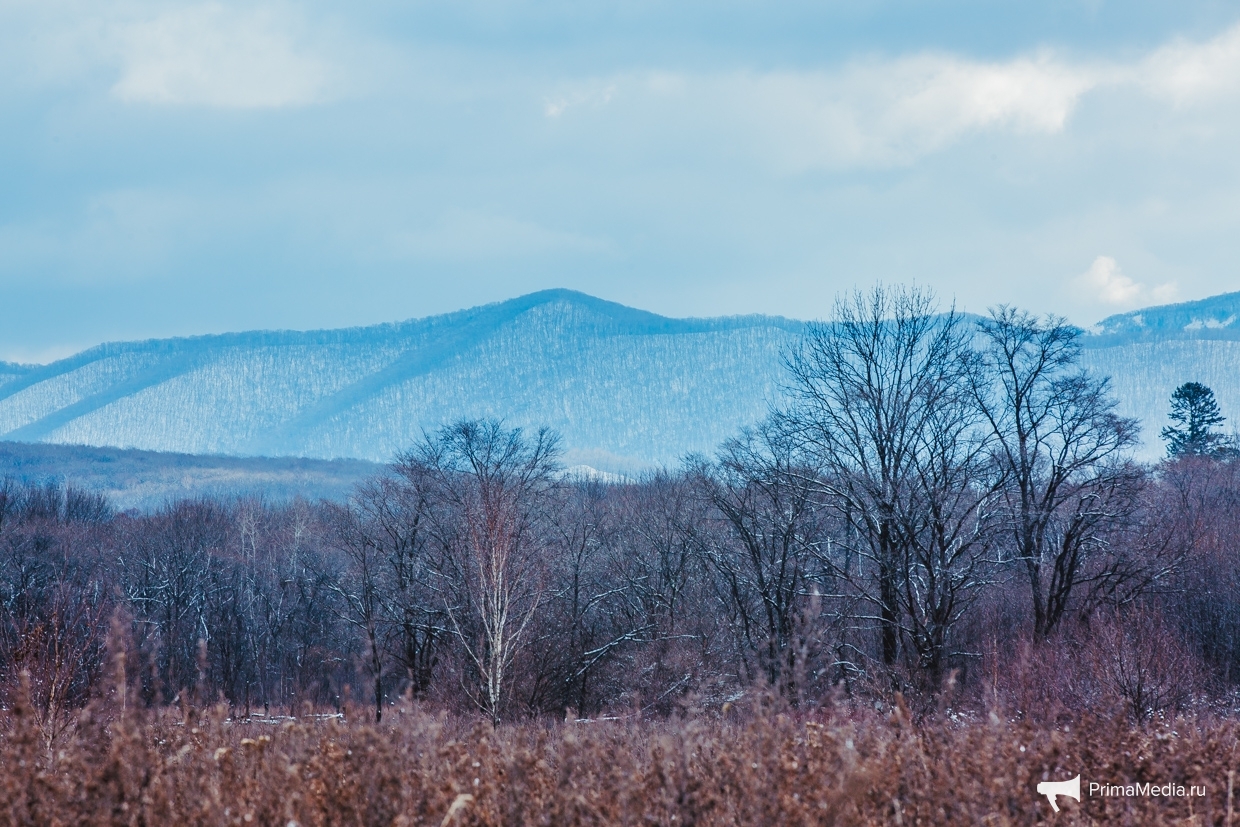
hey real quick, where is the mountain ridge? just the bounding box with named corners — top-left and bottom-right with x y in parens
top-left (0, 290), bottom-right (801, 470)
top-left (2, 288), bottom-right (1238, 469)
top-left (1086, 291), bottom-right (1240, 345)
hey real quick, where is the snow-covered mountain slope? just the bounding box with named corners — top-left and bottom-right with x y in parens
top-left (0, 291), bottom-right (801, 471)
top-left (0, 362), bottom-right (28, 386)
top-left (1087, 291), bottom-right (1240, 343)
top-left (2, 288), bottom-right (1239, 469)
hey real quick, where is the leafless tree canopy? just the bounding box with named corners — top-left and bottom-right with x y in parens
top-left (777, 286), bottom-right (1000, 684)
top-left (971, 307), bottom-right (1142, 638)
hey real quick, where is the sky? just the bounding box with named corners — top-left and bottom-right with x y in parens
top-left (2, 1), bottom-right (1240, 363)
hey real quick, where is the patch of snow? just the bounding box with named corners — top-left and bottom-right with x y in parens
top-left (562, 465), bottom-right (629, 484)
top-left (1182, 316), bottom-right (1235, 331)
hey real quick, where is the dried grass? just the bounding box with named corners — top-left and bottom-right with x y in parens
top-left (2, 675), bottom-right (1236, 826)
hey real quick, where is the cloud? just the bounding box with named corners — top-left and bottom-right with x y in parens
top-left (712, 52), bottom-right (1099, 168)
top-left (1075, 256), bottom-right (1178, 308)
top-left (110, 3), bottom-right (332, 108)
top-left (545, 52), bottom-right (1102, 171)
top-left (1150, 282), bottom-right (1181, 303)
top-left (1078, 256), bottom-right (1140, 304)
top-left (1141, 23), bottom-right (1240, 105)
top-left (546, 21), bottom-right (1240, 170)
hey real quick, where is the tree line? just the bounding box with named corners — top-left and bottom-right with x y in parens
top-left (2, 285), bottom-right (1237, 726)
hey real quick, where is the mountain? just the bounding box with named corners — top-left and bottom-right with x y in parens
top-left (0, 290), bottom-right (801, 472)
top-left (2, 288), bottom-right (1238, 470)
top-left (1087, 291), bottom-right (1240, 343)
top-left (0, 441), bottom-right (380, 511)
top-left (1079, 292), bottom-right (1240, 456)
top-left (0, 362), bottom-right (28, 385)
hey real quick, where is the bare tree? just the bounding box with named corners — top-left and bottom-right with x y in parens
top-left (1142, 457), bottom-right (1240, 688)
top-left (780, 285), bottom-right (976, 670)
top-left (416, 419), bottom-right (561, 722)
top-left (368, 468), bottom-right (443, 698)
top-left (894, 358), bottom-right (1000, 683)
top-left (609, 472), bottom-right (722, 713)
top-left (117, 500), bottom-right (228, 703)
top-left (0, 519), bottom-right (112, 747)
top-left (329, 464), bottom-right (450, 722)
top-left (697, 420), bottom-right (828, 698)
top-left (327, 498), bottom-right (389, 721)
top-left (972, 307), bottom-right (1141, 638)
top-left (518, 476), bottom-right (644, 715)
top-left (231, 498), bottom-right (340, 713)
top-left (366, 475), bottom-right (441, 681)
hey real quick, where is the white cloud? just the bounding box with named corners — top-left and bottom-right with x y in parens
top-left (1075, 255), bottom-right (1178, 308)
top-left (546, 52), bottom-right (1103, 170)
top-left (712, 52), bottom-right (1099, 168)
top-left (110, 3), bottom-right (331, 108)
top-left (1150, 282), bottom-right (1181, 303)
top-left (546, 21), bottom-right (1240, 170)
top-left (1141, 23), bottom-right (1240, 105)
top-left (1079, 256), bottom-right (1140, 304)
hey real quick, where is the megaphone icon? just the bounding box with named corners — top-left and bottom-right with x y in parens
top-left (1036, 775), bottom-right (1081, 812)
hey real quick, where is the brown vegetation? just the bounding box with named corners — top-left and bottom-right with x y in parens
top-left (2, 661), bottom-right (1235, 826)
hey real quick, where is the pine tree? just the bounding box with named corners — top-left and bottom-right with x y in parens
top-left (1161, 382), bottom-right (1231, 458)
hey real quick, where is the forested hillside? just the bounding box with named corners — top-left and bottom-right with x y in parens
top-left (1080, 291), bottom-right (1240, 454)
top-left (3, 288), bottom-right (1240, 468)
top-left (0, 290), bottom-right (798, 471)
top-left (0, 441), bottom-right (379, 510)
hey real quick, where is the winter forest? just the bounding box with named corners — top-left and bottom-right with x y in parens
top-left (8, 287), bottom-right (1240, 824)
top-left (4, 286), bottom-right (1236, 732)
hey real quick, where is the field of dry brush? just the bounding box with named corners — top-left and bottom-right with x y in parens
top-left (3, 675), bottom-right (1236, 827)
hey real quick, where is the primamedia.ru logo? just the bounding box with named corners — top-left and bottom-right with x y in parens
top-left (1037, 774), bottom-right (1206, 812)
top-left (1090, 781), bottom-right (1206, 799)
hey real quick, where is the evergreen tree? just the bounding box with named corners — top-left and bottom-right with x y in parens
top-left (1161, 382), bottom-right (1231, 458)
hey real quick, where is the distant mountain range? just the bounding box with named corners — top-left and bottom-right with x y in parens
top-left (3, 288), bottom-right (1240, 471)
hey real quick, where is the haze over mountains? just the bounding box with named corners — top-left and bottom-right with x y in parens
top-left (3, 288), bottom-right (1240, 472)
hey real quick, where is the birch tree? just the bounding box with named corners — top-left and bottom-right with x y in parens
top-left (415, 419), bottom-right (560, 722)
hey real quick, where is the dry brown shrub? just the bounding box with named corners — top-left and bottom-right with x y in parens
top-left (2, 668), bottom-right (1239, 827)
top-left (982, 608), bottom-right (1207, 727)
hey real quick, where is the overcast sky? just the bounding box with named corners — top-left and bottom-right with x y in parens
top-left (3, 1), bottom-right (1240, 362)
